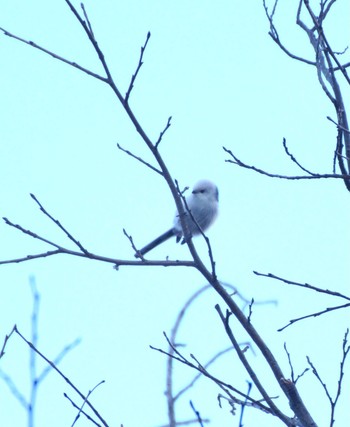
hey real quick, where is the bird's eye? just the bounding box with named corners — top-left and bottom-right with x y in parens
top-left (200, 189), bottom-right (205, 193)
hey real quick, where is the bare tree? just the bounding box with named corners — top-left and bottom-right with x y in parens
top-left (0, 1), bottom-right (349, 426)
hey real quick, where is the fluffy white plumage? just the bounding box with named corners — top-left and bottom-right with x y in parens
top-left (136, 180), bottom-right (218, 256)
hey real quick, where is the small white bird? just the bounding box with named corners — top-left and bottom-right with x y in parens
top-left (136, 180), bottom-right (218, 256)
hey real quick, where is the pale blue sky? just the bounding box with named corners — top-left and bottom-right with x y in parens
top-left (0, 1), bottom-right (349, 426)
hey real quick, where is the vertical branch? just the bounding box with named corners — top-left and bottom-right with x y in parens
top-left (297, 0), bottom-right (350, 187)
top-left (215, 305), bottom-right (288, 422)
top-left (239, 381), bottom-right (252, 427)
top-left (29, 276), bottom-right (40, 427)
top-left (166, 285), bottom-right (211, 427)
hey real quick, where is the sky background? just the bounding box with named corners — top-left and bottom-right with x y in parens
top-left (0, 0), bottom-right (349, 426)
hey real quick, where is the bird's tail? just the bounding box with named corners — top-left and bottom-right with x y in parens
top-left (136, 228), bottom-right (175, 257)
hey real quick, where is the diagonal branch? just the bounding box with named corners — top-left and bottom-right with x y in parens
top-left (37, 338), bottom-right (81, 383)
top-left (254, 271), bottom-right (350, 301)
top-left (282, 138), bottom-right (316, 175)
top-left (0, 27), bottom-right (107, 82)
top-left (30, 194), bottom-right (89, 254)
top-left (155, 116), bottom-right (172, 148)
top-left (215, 305), bottom-right (289, 421)
top-left (0, 369), bottom-right (29, 410)
top-left (71, 380), bottom-right (105, 427)
top-left (278, 302), bottom-right (350, 332)
top-left (64, 393), bottom-right (102, 427)
top-left (14, 326), bottom-right (109, 427)
top-left (151, 333), bottom-right (271, 414)
top-left (125, 32), bottom-right (151, 103)
top-left (3, 217), bottom-right (64, 250)
top-left (306, 332), bottom-right (350, 427)
top-left (263, 0), bottom-right (316, 66)
top-left (302, 0), bottom-right (350, 85)
top-left (117, 143), bottom-right (163, 175)
top-left (223, 146), bottom-right (350, 180)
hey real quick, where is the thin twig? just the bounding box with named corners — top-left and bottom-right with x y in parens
top-left (64, 393), bottom-right (102, 427)
top-left (282, 138), bottom-right (316, 175)
top-left (29, 277), bottom-right (40, 427)
top-left (71, 380), bottom-right (105, 427)
top-left (263, 0), bottom-right (316, 66)
top-left (166, 283), bottom-right (246, 426)
top-left (174, 347), bottom-right (234, 401)
top-left (0, 325), bottom-right (16, 359)
top-left (283, 343), bottom-right (309, 384)
top-left (80, 3), bottom-right (95, 38)
top-left (327, 116), bottom-right (350, 134)
top-left (3, 217), bottom-right (64, 250)
top-left (254, 271), bottom-right (350, 301)
top-left (302, 0), bottom-right (350, 85)
top-left (278, 302), bottom-right (350, 332)
top-left (14, 326), bottom-right (109, 427)
top-left (116, 143), bottom-right (163, 175)
top-left (0, 246), bottom-right (196, 268)
top-left (37, 338), bottom-right (81, 383)
top-left (247, 299), bottom-right (254, 323)
top-left (125, 32), bottom-right (151, 103)
top-left (223, 147), bottom-right (350, 180)
top-left (306, 331), bottom-right (350, 427)
top-left (0, 27), bottom-right (107, 82)
top-left (189, 401), bottom-right (204, 427)
top-left (155, 116), bottom-right (172, 148)
top-left (215, 305), bottom-right (288, 420)
top-left (239, 381), bottom-right (252, 427)
top-left (30, 194), bottom-right (90, 254)
top-left (151, 333), bottom-right (270, 413)
top-left (0, 369), bottom-right (29, 409)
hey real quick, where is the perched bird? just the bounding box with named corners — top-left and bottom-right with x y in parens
top-left (136, 179), bottom-right (218, 256)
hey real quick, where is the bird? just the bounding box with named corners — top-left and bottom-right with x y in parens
top-left (135, 179), bottom-right (218, 257)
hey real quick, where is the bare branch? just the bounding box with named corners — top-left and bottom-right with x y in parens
top-left (306, 331), bottom-right (350, 427)
top-left (333, 329), bottom-right (350, 418)
top-left (64, 393), bottom-right (102, 427)
top-left (71, 380), bottom-right (106, 427)
top-left (116, 143), bottom-right (163, 175)
top-left (1, 209), bottom-right (197, 268)
top-left (0, 325), bottom-right (16, 359)
top-left (215, 305), bottom-right (289, 422)
top-left (189, 400), bottom-right (205, 427)
top-left (2, 216), bottom-right (64, 250)
top-left (125, 32), bottom-right (151, 103)
top-left (263, 0), bottom-right (316, 66)
top-left (37, 338), bottom-right (81, 383)
top-left (283, 343), bottom-right (309, 384)
top-left (14, 326), bottom-right (109, 427)
top-left (282, 138), bottom-right (316, 175)
top-left (254, 271), bottom-right (350, 301)
top-left (174, 347), bottom-right (234, 401)
top-left (247, 299), bottom-right (254, 323)
top-left (0, 27), bottom-right (107, 82)
top-left (0, 249), bottom-right (64, 265)
top-left (302, 0), bottom-right (350, 85)
top-left (278, 302), bottom-right (350, 332)
top-left (239, 381), bottom-right (253, 427)
top-left (320, 0), bottom-right (338, 20)
top-left (155, 116), bottom-right (172, 148)
top-left (224, 146), bottom-right (349, 180)
top-left (0, 369), bottom-right (29, 410)
top-left (327, 116), bottom-right (350, 134)
top-left (30, 194), bottom-right (90, 254)
top-left (80, 3), bottom-right (95, 38)
top-left (151, 337), bottom-right (271, 414)
top-left (0, 245), bottom-right (196, 268)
